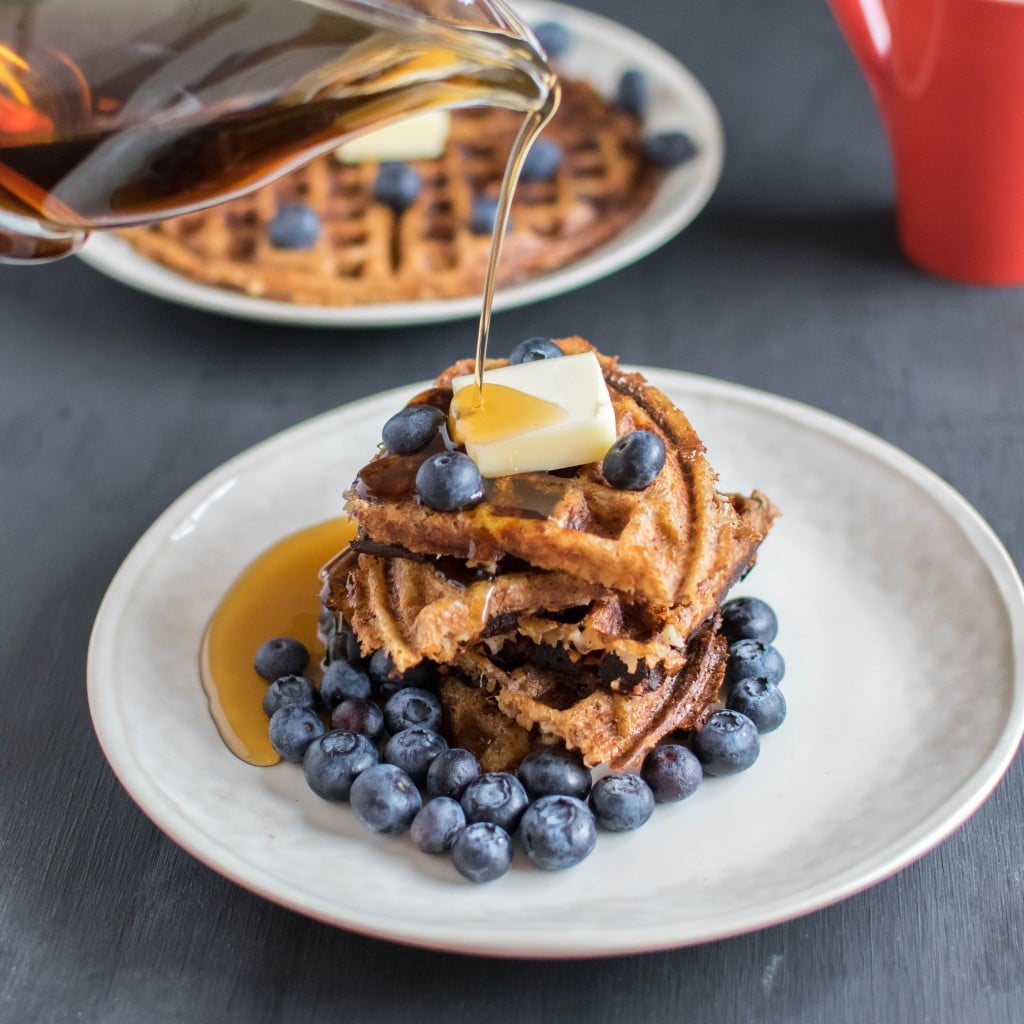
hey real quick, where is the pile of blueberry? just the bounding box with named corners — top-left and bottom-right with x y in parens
top-left (696, 597), bottom-right (786, 774)
top-left (253, 594), bottom-right (784, 883)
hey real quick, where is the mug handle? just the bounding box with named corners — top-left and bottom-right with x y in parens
top-left (827, 0), bottom-right (892, 122)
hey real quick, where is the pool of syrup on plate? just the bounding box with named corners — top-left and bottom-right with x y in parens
top-left (200, 516), bottom-right (357, 766)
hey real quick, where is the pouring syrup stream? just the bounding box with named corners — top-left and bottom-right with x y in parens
top-left (472, 87), bottom-right (559, 389)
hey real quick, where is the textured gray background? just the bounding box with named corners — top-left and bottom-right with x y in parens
top-left (2, 0), bottom-right (1022, 1021)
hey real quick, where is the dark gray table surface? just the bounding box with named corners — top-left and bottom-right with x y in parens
top-left (2, 1), bottom-right (1022, 1021)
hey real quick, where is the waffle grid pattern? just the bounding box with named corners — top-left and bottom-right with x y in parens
top-left (120, 79), bottom-right (659, 305)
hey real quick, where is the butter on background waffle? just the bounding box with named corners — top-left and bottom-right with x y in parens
top-left (119, 79), bottom-right (661, 305)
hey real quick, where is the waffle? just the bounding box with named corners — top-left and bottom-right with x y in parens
top-left (327, 485), bottom-right (770, 685)
top-left (326, 338), bottom-right (777, 771)
top-left (439, 618), bottom-right (727, 771)
top-left (330, 550), bottom-right (604, 673)
top-left (117, 78), bottom-right (660, 305)
top-left (346, 337), bottom-right (777, 608)
top-left (437, 675), bottom-right (533, 774)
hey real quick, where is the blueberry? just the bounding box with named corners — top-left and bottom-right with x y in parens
top-left (349, 763), bottom-right (422, 834)
top-left (330, 697), bottom-right (385, 740)
top-left (319, 659), bottom-right (371, 709)
top-left (410, 797), bottom-right (466, 854)
top-left (323, 616), bottom-right (362, 665)
top-left (721, 596), bottom-right (778, 645)
top-left (318, 610), bottom-right (336, 645)
top-left (533, 20), bottom-right (573, 59)
top-left (727, 678), bottom-right (787, 734)
top-left (368, 650), bottom-right (438, 702)
top-left (602, 430), bottom-right (666, 490)
top-left (415, 451), bottom-right (484, 511)
top-left (520, 139), bottom-right (562, 182)
top-left (384, 687), bottom-right (443, 734)
top-left (616, 68), bottom-right (648, 118)
top-left (644, 130), bottom-right (697, 167)
top-left (460, 772), bottom-right (529, 833)
top-left (508, 336), bottom-right (563, 365)
top-left (520, 795), bottom-right (597, 870)
top-left (469, 195), bottom-right (510, 236)
top-left (399, 659), bottom-right (439, 689)
top-left (641, 744), bottom-right (702, 803)
top-left (451, 822), bottom-right (513, 883)
top-left (426, 747), bottom-right (481, 799)
top-left (337, 617), bottom-right (364, 664)
top-left (693, 710), bottom-right (760, 776)
top-left (267, 203), bottom-right (320, 250)
top-left (373, 678), bottom-right (410, 706)
top-left (382, 404), bottom-right (446, 456)
top-left (384, 727), bottom-right (448, 783)
top-left (517, 747), bottom-right (591, 800)
top-left (373, 162), bottom-right (421, 211)
top-left (374, 678), bottom-right (408, 705)
top-left (726, 639), bottom-right (785, 687)
top-left (254, 636), bottom-right (309, 681)
top-left (588, 772), bottom-right (655, 831)
top-left (268, 704), bottom-right (324, 763)
top-left (303, 729), bottom-right (379, 801)
top-left (262, 674), bottom-right (318, 717)
top-left (368, 648), bottom-right (393, 685)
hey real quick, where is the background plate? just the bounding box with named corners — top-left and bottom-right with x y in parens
top-left (76, 1), bottom-right (724, 327)
top-left (87, 371), bottom-right (1024, 957)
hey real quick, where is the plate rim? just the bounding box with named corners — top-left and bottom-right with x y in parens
top-left (74, 0), bottom-right (725, 328)
top-left (87, 369), bottom-right (1024, 957)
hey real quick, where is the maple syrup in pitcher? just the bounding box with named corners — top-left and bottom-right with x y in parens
top-left (0, 0), bottom-right (558, 284)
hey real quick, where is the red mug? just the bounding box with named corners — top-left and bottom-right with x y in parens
top-left (829, 0), bottom-right (1024, 284)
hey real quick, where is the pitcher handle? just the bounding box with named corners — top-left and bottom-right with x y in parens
top-left (827, 0), bottom-right (892, 121)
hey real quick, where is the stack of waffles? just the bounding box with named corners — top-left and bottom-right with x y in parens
top-left (321, 338), bottom-right (777, 771)
top-left (118, 79), bottom-right (661, 305)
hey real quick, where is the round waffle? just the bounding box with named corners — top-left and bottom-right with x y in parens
top-left (346, 338), bottom-right (778, 608)
top-left (117, 79), bottom-right (661, 305)
top-left (439, 618), bottom-right (728, 771)
top-left (330, 487), bottom-right (771, 684)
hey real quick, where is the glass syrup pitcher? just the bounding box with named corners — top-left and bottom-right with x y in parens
top-left (0, 0), bottom-right (557, 264)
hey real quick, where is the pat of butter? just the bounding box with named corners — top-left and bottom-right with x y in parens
top-left (451, 352), bottom-right (617, 478)
top-left (335, 111), bottom-right (450, 164)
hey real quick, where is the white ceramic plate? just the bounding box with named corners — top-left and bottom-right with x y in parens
top-left (87, 371), bottom-right (1024, 957)
top-left (75, 1), bottom-right (723, 328)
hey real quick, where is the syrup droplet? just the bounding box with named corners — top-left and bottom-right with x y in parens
top-left (355, 432), bottom-right (448, 502)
